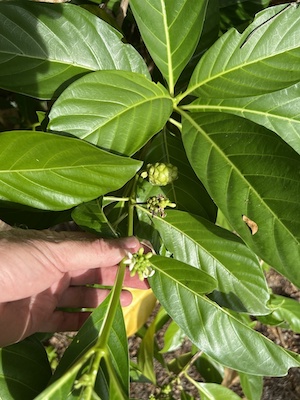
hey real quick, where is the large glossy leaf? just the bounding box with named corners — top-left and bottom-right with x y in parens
top-left (130, 0), bottom-right (208, 94)
top-left (136, 131), bottom-right (217, 221)
top-left (186, 82), bottom-right (300, 155)
top-left (0, 2), bottom-right (149, 99)
top-left (0, 131), bottom-right (141, 210)
top-left (184, 4), bottom-right (300, 99)
top-left (181, 112), bottom-right (300, 287)
top-left (151, 210), bottom-right (269, 314)
top-left (0, 336), bottom-right (52, 400)
top-left (48, 70), bottom-right (173, 155)
top-left (149, 257), bottom-right (300, 376)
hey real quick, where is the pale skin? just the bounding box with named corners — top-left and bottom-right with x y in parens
top-left (0, 230), bottom-right (148, 347)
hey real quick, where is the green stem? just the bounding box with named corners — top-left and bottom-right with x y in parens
top-left (168, 117), bottom-right (182, 131)
top-left (103, 196), bottom-right (130, 202)
top-left (96, 261), bottom-right (127, 347)
top-left (76, 260), bottom-right (128, 399)
top-left (127, 174), bottom-right (139, 236)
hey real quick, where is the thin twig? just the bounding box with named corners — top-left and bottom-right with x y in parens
top-left (116, 0), bottom-right (129, 27)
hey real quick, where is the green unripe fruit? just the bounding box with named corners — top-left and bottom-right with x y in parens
top-left (147, 162), bottom-right (178, 186)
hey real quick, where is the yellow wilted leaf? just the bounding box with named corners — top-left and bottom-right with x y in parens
top-left (122, 288), bottom-right (157, 337)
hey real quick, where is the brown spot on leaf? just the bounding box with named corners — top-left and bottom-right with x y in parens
top-left (242, 215), bottom-right (258, 235)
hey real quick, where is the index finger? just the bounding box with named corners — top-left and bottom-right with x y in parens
top-left (51, 236), bottom-right (141, 273)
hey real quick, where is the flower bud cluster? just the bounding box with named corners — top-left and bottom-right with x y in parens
top-left (141, 162), bottom-right (178, 186)
top-left (147, 194), bottom-right (176, 218)
top-left (123, 247), bottom-right (155, 281)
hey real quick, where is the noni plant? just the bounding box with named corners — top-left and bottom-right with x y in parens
top-left (0, 0), bottom-right (300, 399)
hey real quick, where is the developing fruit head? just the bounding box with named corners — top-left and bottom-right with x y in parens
top-left (142, 162), bottom-right (178, 186)
top-left (147, 194), bottom-right (176, 218)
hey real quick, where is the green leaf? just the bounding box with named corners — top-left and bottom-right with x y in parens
top-left (185, 4), bottom-right (300, 99)
top-left (130, 0), bottom-right (209, 94)
top-left (176, 0), bottom-right (220, 93)
top-left (0, 2), bottom-right (149, 99)
top-left (0, 336), bottom-right (52, 400)
top-left (151, 210), bottom-right (269, 315)
top-left (149, 260), bottom-right (300, 375)
top-left (48, 70), bottom-right (173, 156)
top-left (159, 320), bottom-right (185, 353)
top-left (194, 353), bottom-right (224, 384)
top-left (269, 294), bottom-right (300, 333)
top-left (0, 131), bottom-right (141, 210)
top-left (195, 382), bottom-right (242, 400)
top-left (181, 112), bottom-right (300, 287)
top-left (71, 199), bottom-right (118, 237)
top-left (186, 82), bottom-right (300, 155)
top-left (239, 372), bottom-right (263, 400)
top-left (39, 296), bottom-right (128, 399)
top-left (149, 255), bottom-right (217, 294)
top-left (137, 315), bottom-right (156, 383)
top-left (137, 130), bottom-right (217, 221)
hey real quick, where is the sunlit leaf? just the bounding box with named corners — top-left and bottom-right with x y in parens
top-left (0, 131), bottom-right (141, 210)
top-left (130, 0), bottom-right (208, 94)
top-left (151, 210), bottom-right (269, 314)
top-left (186, 82), bottom-right (300, 155)
top-left (48, 71), bottom-right (172, 155)
top-left (181, 112), bottom-right (300, 287)
top-left (149, 258), bottom-right (300, 375)
top-left (0, 2), bottom-right (149, 99)
top-left (185, 5), bottom-right (300, 99)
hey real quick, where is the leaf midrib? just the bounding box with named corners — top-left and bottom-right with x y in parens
top-left (183, 103), bottom-right (300, 127)
top-left (179, 108), bottom-right (300, 247)
top-left (183, 35), bottom-right (300, 99)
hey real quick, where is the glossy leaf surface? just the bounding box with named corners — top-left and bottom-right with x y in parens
top-left (187, 82), bottom-right (300, 155)
top-left (150, 255), bottom-right (217, 295)
top-left (186, 5), bottom-right (300, 99)
top-left (0, 2), bottom-right (149, 99)
top-left (149, 257), bottom-right (300, 376)
top-left (48, 71), bottom-right (172, 155)
top-left (0, 131), bottom-right (141, 210)
top-left (151, 210), bottom-right (269, 314)
top-left (0, 337), bottom-right (51, 400)
top-left (130, 0), bottom-right (208, 94)
top-left (182, 113), bottom-right (300, 287)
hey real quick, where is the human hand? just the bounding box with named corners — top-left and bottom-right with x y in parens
top-left (0, 229), bottom-right (148, 347)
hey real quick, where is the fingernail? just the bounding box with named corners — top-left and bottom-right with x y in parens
top-left (121, 236), bottom-right (140, 250)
